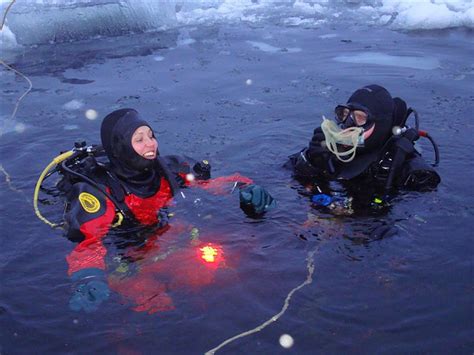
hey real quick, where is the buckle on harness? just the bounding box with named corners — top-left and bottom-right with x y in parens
top-left (111, 212), bottom-right (124, 228)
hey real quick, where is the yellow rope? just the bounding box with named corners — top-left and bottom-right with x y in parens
top-left (1, 1), bottom-right (32, 136)
top-left (0, 59), bottom-right (33, 137)
top-left (0, 163), bottom-right (21, 193)
top-left (0, 0), bottom-right (16, 31)
top-left (205, 248), bottom-right (317, 354)
top-left (0, 162), bottom-right (31, 205)
top-left (0, 0), bottom-right (36, 210)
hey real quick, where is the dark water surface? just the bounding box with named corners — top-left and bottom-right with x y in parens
top-left (1, 21), bottom-right (473, 354)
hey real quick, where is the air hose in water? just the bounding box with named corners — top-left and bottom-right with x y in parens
top-left (392, 126), bottom-right (440, 167)
top-left (33, 150), bottom-right (74, 228)
top-left (397, 108), bottom-right (439, 166)
top-left (418, 130), bottom-right (440, 167)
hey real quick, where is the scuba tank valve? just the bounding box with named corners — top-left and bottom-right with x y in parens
top-left (391, 125), bottom-right (439, 167)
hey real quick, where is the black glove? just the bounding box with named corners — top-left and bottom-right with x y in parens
top-left (69, 268), bottom-right (110, 313)
top-left (239, 184), bottom-right (276, 215)
top-left (306, 127), bottom-right (337, 176)
top-left (193, 160), bottom-right (211, 180)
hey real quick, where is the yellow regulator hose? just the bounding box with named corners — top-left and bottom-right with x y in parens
top-left (33, 150), bottom-right (74, 228)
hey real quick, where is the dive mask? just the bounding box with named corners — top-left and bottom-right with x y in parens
top-left (335, 104), bottom-right (373, 130)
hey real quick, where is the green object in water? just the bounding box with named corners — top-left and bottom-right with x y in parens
top-left (116, 262), bottom-right (129, 273)
top-left (190, 227), bottom-right (200, 240)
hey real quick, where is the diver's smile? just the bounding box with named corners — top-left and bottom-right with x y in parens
top-left (143, 151), bottom-right (156, 158)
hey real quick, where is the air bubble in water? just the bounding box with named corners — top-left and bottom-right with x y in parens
top-left (279, 334), bottom-right (294, 348)
top-left (85, 109), bottom-right (98, 120)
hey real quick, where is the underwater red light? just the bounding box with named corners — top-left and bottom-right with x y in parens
top-left (200, 245), bottom-right (218, 263)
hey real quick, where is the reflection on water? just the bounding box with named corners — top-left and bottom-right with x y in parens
top-left (334, 52), bottom-right (441, 70)
top-left (246, 40), bottom-right (302, 53)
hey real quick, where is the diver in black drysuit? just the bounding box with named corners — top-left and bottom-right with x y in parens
top-left (286, 84), bottom-right (440, 214)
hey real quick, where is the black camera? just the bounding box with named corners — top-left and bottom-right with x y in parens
top-left (193, 160), bottom-right (211, 180)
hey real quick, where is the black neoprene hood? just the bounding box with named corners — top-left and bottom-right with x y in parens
top-left (100, 108), bottom-right (156, 177)
top-left (347, 84), bottom-right (394, 151)
top-left (347, 84), bottom-right (394, 123)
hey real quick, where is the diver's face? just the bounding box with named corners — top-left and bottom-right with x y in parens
top-left (131, 125), bottom-right (158, 160)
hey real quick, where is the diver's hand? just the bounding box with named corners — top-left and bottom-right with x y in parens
top-left (69, 268), bottom-right (110, 313)
top-left (239, 184), bottom-right (276, 216)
